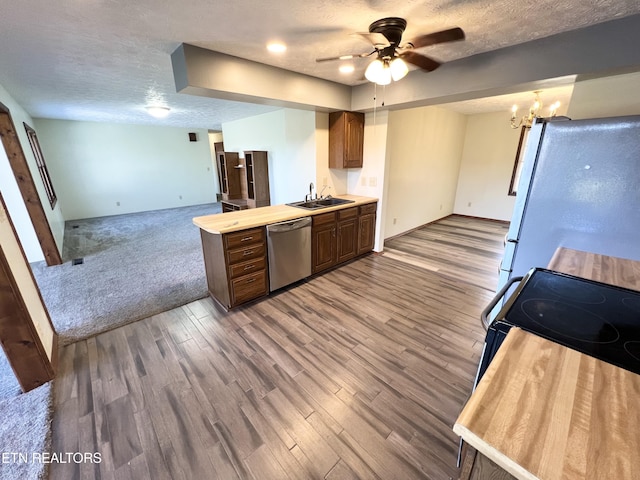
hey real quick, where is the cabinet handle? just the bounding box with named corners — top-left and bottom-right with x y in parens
top-left (332, 228), bottom-right (336, 237)
top-left (241, 236), bottom-right (253, 242)
top-left (243, 264), bottom-right (255, 270)
top-left (246, 277), bottom-right (256, 283)
top-left (243, 249), bottom-right (254, 256)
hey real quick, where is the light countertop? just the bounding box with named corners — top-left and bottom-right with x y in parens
top-left (454, 247), bottom-right (640, 479)
top-left (193, 195), bottom-right (377, 234)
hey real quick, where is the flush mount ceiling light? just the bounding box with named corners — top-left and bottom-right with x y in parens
top-left (266, 42), bottom-right (287, 53)
top-left (146, 106), bottom-right (170, 118)
top-left (339, 64), bottom-right (355, 74)
top-left (510, 91), bottom-right (560, 129)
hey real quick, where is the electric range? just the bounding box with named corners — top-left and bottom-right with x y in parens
top-left (476, 268), bottom-right (640, 384)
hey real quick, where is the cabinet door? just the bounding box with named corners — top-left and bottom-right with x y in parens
top-left (312, 223), bottom-right (336, 273)
top-left (337, 218), bottom-right (357, 263)
top-left (357, 213), bottom-right (376, 255)
top-left (219, 152), bottom-right (242, 199)
top-left (344, 113), bottom-right (364, 168)
top-left (329, 111), bottom-right (364, 169)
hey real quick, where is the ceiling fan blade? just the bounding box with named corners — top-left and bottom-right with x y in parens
top-left (400, 51), bottom-right (441, 72)
top-left (352, 32), bottom-right (390, 48)
top-left (406, 27), bottom-right (465, 49)
top-left (316, 51), bottom-right (375, 62)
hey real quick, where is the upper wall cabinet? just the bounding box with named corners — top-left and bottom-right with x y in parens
top-left (329, 111), bottom-right (364, 169)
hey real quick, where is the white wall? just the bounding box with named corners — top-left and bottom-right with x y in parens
top-left (383, 106), bottom-right (468, 239)
top-left (0, 82), bottom-right (65, 262)
top-left (453, 111), bottom-right (521, 221)
top-left (348, 110), bottom-right (389, 250)
top-left (567, 71), bottom-right (640, 120)
top-left (222, 108), bottom-right (317, 205)
top-left (33, 119), bottom-right (216, 220)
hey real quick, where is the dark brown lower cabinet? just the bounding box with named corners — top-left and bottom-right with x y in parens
top-left (201, 226), bottom-right (268, 310)
top-left (336, 207), bottom-right (358, 263)
top-left (357, 209), bottom-right (376, 255)
top-left (312, 212), bottom-right (337, 274)
top-left (312, 202), bottom-right (377, 274)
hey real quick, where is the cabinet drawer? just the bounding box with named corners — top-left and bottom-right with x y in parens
top-left (225, 228), bottom-right (264, 249)
top-left (227, 243), bottom-right (265, 264)
top-left (312, 211), bottom-right (336, 226)
top-left (359, 203), bottom-right (377, 215)
top-left (338, 207), bottom-right (358, 221)
top-left (231, 271), bottom-right (267, 305)
top-left (228, 257), bottom-right (266, 279)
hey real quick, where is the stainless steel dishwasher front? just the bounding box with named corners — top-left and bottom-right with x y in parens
top-left (266, 217), bottom-right (312, 291)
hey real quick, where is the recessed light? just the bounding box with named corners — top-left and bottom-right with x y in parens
top-left (267, 42), bottom-right (287, 53)
top-left (146, 106), bottom-right (170, 118)
top-left (339, 64), bottom-right (355, 74)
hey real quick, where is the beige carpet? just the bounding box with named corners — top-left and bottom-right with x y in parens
top-left (0, 382), bottom-right (53, 480)
top-left (31, 202), bottom-right (221, 345)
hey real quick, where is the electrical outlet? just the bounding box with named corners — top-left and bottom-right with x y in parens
top-left (116, 201), bottom-right (120, 206)
top-left (361, 176), bottom-right (367, 186)
top-left (393, 217), bottom-right (397, 225)
top-left (440, 204), bottom-right (443, 210)
top-left (369, 177), bottom-right (377, 187)
top-left (323, 177), bottom-right (328, 186)
top-left (468, 202), bottom-right (472, 207)
top-left (179, 195), bottom-right (183, 200)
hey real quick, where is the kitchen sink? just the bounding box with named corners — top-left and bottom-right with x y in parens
top-left (286, 197), bottom-right (355, 210)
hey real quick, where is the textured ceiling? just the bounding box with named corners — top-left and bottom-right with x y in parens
top-left (1, 0), bottom-right (639, 130)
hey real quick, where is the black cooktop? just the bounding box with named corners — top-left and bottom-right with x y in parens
top-left (496, 268), bottom-right (640, 375)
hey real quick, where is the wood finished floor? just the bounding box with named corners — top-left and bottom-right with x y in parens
top-left (50, 215), bottom-right (508, 480)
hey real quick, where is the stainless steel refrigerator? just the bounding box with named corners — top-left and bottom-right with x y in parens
top-left (497, 115), bottom-right (640, 297)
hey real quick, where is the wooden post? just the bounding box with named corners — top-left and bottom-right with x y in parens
top-left (0, 192), bottom-right (57, 391)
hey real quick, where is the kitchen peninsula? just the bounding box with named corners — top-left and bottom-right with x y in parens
top-left (193, 195), bottom-right (378, 310)
top-left (454, 248), bottom-right (640, 480)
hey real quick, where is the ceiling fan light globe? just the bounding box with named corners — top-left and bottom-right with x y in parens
top-left (390, 57), bottom-right (408, 81)
top-left (364, 59), bottom-right (384, 83)
top-left (377, 65), bottom-right (392, 85)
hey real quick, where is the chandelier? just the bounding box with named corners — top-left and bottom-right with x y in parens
top-left (364, 53), bottom-right (409, 86)
top-left (510, 91), bottom-right (560, 129)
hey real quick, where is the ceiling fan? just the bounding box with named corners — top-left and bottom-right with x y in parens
top-left (316, 17), bottom-right (465, 85)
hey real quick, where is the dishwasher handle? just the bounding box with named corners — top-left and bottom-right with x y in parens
top-left (480, 276), bottom-right (523, 330)
top-left (267, 217), bottom-right (311, 233)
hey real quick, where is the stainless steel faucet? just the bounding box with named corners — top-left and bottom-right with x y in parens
top-left (305, 182), bottom-right (315, 201)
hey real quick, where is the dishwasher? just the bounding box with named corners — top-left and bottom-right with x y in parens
top-left (266, 217), bottom-right (311, 291)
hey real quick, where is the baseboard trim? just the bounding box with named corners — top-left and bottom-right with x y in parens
top-left (383, 214), bottom-right (451, 242)
top-left (452, 214), bottom-right (510, 224)
top-left (383, 214), bottom-right (509, 243)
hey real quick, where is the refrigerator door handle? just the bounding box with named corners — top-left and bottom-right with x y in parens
top-left (506, 238), bottom-right (518, 243)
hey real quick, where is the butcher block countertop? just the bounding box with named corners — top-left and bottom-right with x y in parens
top-left (193, 195), bottom-right (377, 234)
top-left (454, 247), bottom-right (640, 480)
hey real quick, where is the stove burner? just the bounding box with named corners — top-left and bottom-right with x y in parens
top-left (533, 276), bottom-right (606, 305)
top-left (622, 297), bottom-right (640, 315)
top-left (521, 298), bottom-right (620, 343)
top-left (624, 341), bottom-right (640, 362)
